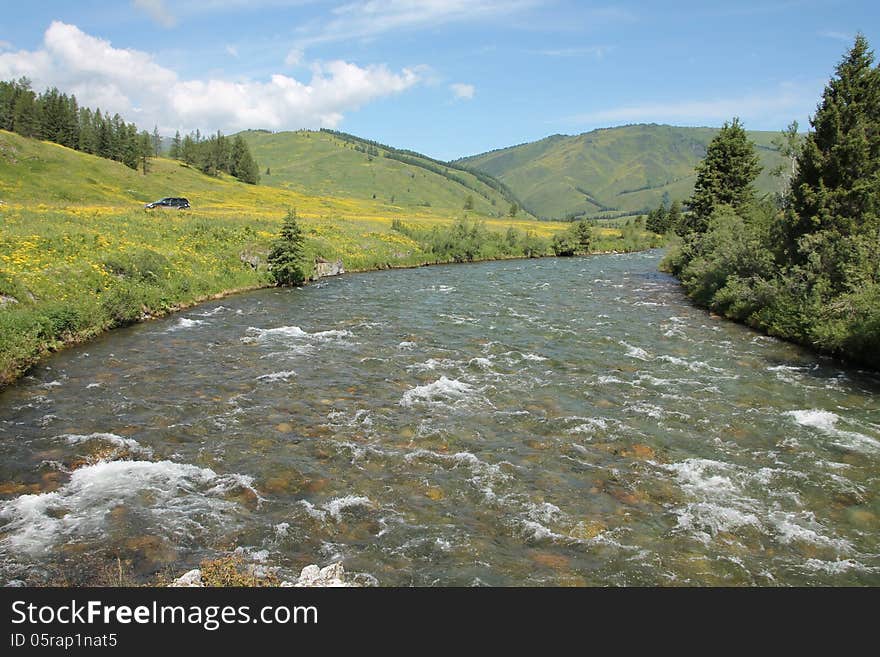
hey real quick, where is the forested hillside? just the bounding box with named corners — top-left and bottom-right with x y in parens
top-left (459, 124), bottom-right (788, 220)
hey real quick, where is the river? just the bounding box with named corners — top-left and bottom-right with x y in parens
top-left (1, 250), bottom-right (878, 585)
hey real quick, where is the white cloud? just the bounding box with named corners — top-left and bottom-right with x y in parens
top-left (0, 21), bottom-right (420, 134)
top-left (225, 44), bottom-right (239, 57)
top-left (533, 45), bottom-right (610, 58)
top-left (566, 82), bottom-right (824, 129)
top-left (450, 83), bottom-right (474, 100)
top-left (818, 30), bottom-right (854, 42)
top-left (0, 41), bottom-right (12, 51)
top-left (132, 0), bottom-right (177, 28)
top-left (294, 0), bottom-right (543, 48)
top-left (284, 48), bottom-right (304, 68)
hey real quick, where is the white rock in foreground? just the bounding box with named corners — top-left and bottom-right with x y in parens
top-left (170, 569), bottom-right (204, 587)
top-left (281, 562), bottom-right (355, 587)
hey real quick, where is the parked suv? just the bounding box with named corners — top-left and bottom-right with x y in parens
top-left (145, 197), bottom-right (190, 210)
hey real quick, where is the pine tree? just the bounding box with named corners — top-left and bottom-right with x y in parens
top-left (11, 89), bottom-right (39, 137)
top-left (572, 219), bottom-right (593, 253)
top-left (169, 130), bottom-right (181, 159)
top-left (682, 118), bottom-right (760, 234)
top-left (138, 130), bottom-right (152, 174)
top-left (230, 134), bottom-right (260, 184)
top-left (784, 34), bottom-right (880, 254)
top-left (268, 208), bottom-right (307, 286)
top-left (667, 200), bottom-right (682, 233)
top-left (151, 124), bottom-right (162, 156)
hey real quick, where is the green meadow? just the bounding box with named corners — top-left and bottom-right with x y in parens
top-left (0, 129), bottom-right (660, 386)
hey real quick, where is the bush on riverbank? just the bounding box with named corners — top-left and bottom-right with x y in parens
top-left (664, 36), bottom-right (880, 369)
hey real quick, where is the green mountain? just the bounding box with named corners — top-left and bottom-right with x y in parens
top-left (238, 128), bottom-right (530, 218)
top-left (457, 124), bottom-right (789, 220)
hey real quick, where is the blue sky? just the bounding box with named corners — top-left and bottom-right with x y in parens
top-left (1, 1), bottom-right (877, 160)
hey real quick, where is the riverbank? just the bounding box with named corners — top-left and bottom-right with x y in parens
top-left (0, 203), bottom-right (661, 389)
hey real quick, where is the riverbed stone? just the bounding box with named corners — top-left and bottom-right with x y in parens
top-left (171, 569), bottom-right (204, 587)
top-left (281, 562), bottom-right (355, 587)
top-left (425, 486), bottom-right (444, 501)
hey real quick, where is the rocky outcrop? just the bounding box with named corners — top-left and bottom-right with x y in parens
top-left (169, 562), bottom-right (357, 587)
top-left (0, 295), bottom-right (18, 308)
top-left (281, 562), bottom-right (354, 587)
top-left (239, 250), bottom-right (262, 270)
top-left (313, 258), bottom-right (344, 279)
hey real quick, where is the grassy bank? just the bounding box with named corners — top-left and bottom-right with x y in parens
top-left (0, 130), bottom-right (662, 386)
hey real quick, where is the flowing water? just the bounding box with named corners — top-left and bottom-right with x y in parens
top-left (1, 250), bottom-right (879, 586)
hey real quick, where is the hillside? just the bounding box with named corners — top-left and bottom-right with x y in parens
top-left (457, 124), bottom-right (789, 220)
top-left (238, 129), bottom-right (532, 219)
top-left (1, 130), bottom-right (597, 386)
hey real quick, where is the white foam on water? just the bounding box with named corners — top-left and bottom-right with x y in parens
top-left (397, 341), bottom-right (417, 350)
top-left (0, 460), bottom-right (250, 555)
top-left (257, 370), bottom-right (297, 382)
top-left (803, 558), bottom-right (875, 575)
top-left (324, 495), bottom-right (374, 522)
top-left (526, 502), bottom-right (562, 524)
top-left (787, 409), bottom-right (838, 431)
top-left (620, 341), bottom-right (650, 361)
top-left (567, 417), bottom-right (608, 434)
top-left (299, 500), bottom-right (327, 522)
top-left (85, 383), bottom-right (101, 389)
top-left (674, 502), bottom-right (762, 543)
top-left (768, 511), bottom-right (853, 552)
top-left (274, 522), bottom-right (290, 537)
top-left (468, 357), bottom-right (494, 369)
top-left (663, 458), bottom-right (854, 552)
top-left (519, 520), bottom-right (565, 542)
top-left (407, 358), bottom-right (457, 373)
top-left (405, 449), bottom-right (507, 501)
top-left (521, 352), bottom-right (547, 362)
top-left (195, 306), bottom-right (228, 317)
top-left (326, 409), bottom-right (372, 428)
top-left (400, 377), bottom-right (480, 408)
top-left (628, 402), bottom-right (690, 421)
top-left (242, 325), bottom-right (352, 345)
top-left (59, 432), bottom-right (153, 458)
top-left (438, 313), bottom-right (478, 325)
top-left (657, 354), bottom-right (726, 374)
top-left (168, 318), bottom-right (205, 332)
top-left (785, 409), bottom-right (880, 453)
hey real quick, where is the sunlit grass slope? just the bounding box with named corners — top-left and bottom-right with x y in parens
top-left (0, 130), bottom-right (592, 386)
top-left (458, 124), bottom-right (788, 219)
top-left (238, 129), bottom-right (531, 218)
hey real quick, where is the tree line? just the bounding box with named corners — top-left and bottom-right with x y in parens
top-left (0, 77), bottom-right (155, 172)
top-left (0, 77), bottom-right (260, 184)
top-left (167, 130), bottom-right (260, 184)
top-left (663, 35), bottom-right (880, 369)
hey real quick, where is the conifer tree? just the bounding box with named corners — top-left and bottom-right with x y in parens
top-left (169, 130), bottom-right (182, 159)
top-left (268, 208), bottom-right (307, 286)
top-left (784, 34), bottom-right (880, 254)
top-left (681, 118), bottom-right (760, 234)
